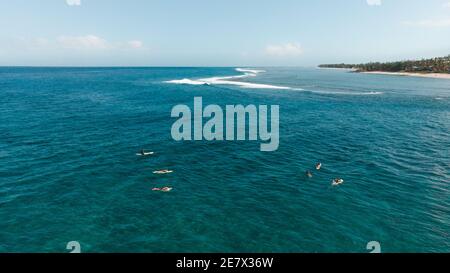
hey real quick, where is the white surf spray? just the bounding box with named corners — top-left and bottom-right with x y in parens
top-left (165, 68), bottom-right (383, 95)
top-left (166, 78), bottom-right (210, 85)
top-left (166, 68), bottom-right (292, 90)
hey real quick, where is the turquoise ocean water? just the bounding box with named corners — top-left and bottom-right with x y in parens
top-left (0, 67), bottom-right (449, 252)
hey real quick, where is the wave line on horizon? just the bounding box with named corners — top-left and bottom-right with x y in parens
top-left (165, 68), bottom-right (383, 95)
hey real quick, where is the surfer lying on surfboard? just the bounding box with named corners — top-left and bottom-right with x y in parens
top-left (153, 169), bottom-right (173, 174)
top-left (137, 149), bottom-right (154, 156)
top-left (332, 178), bottom-right (344, 186)
top-left (152, 187), bottom-right (173, 192)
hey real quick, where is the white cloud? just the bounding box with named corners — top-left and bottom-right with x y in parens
top-left (34, 38), bottom-right (49, 47)
top-left (127, 40), bottom-right (143, 49)
top-left (402, 18), bottom-right (450, 27)
top-left (57, 35), bottom-right (109, 49)
top-left (265, 43), bottom-right (303, 57)
top-left (366, 0), bottom-right (382, 6)
top-left (10, 35), bottom-right (146, 54)
top-left (66, 0), bottom-right (81, 6)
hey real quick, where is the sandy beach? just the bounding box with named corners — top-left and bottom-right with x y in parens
top-left (362, 71), bottom-right (450, 80)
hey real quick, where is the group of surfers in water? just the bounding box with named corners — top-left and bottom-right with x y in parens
top-left (139, 149), bottom-right (174, 192)
top-left (306, 163), bottom-right (344, 186)
top-left (140, 150), bottom-right (343, 190)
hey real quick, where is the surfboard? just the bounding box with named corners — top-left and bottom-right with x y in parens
top-left (332, 179), bottom-right (344, 186)
top-left (136, 152), bottom-right (154, 156)
top-left (152, 187), bottom-right (173, 192)
top-left (153, 170), bottom-right (173, 174)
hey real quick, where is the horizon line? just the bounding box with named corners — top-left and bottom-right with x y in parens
top-left (0, 65), bottom-right (319, 68)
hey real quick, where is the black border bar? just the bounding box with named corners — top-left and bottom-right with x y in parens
top-left (0, 253), bottom-right (446, 272)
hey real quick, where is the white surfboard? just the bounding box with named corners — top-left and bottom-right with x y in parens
top-left (153, 170), bottom-right (173, 174)
top-left (332, 179), bottom-right (344, 186)
top-left (136, 152), bottom-right (154, 156)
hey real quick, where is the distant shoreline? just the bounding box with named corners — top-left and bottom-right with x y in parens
top-left (317, 66), bottom-right (450, 79)
top-left (316, 67), bottom-right (357, 71)
top-left (318, 55), bottom-right (450, 79)
top-left (361, 71), bottom-right (450, 80)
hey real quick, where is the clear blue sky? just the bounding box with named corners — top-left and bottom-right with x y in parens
top-left (1, 0), bottom-right (449, 66)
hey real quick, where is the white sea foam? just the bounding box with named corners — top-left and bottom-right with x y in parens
top-left (165, 68), bottom-right (383, 95)
top-left (165, 78), bottom-right (209, 85)
top-left (166, 68), bottom-right (292, 90)
top-left (235, 68), bottom-right (266, 74)
top-left (304, 90), bottom-right (384, 95)
top-left (200, 77), bottom-right (292, 90)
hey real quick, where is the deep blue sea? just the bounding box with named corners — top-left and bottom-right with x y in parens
top-left (0, 67), bottom-right (449, 253)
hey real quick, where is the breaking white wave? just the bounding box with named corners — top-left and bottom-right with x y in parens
top-left (165, 78), bottom-right (210, 85)
top-left (235, 68), bottom-right (266, 75)
top-left (165, 68), bottom-right (383, 95)
top-left (303, 90), bottom-right (384, 96)
top-left (166, 68), bottom-right (292, 90)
